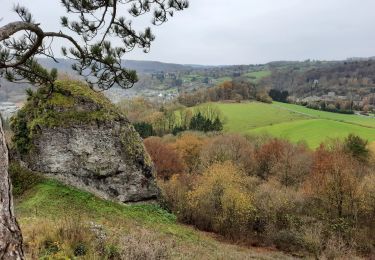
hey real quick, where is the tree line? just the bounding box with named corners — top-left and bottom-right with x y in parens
top-left (178, 79), bottom-right (272, 107)
top-left (118, 98), bottom-right (224, 138)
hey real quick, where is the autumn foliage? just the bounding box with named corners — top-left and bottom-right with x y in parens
top-left (150, 133), bottom-right (375, 257)
top-left (144, 137), bottom-right (185, 180)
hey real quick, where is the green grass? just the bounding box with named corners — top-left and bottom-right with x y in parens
top-left (248, 119), bottom-right (375, 148)
top-left (217, 102), bottom-right (375, 148)
top-left (273, 102), bottom-right (375, 128)
top-left (181, 74), bottom-right (205, 83)
top-left (15, 178), bottom-right (293, 259)
top-left (17, 179), bottom-right (183, 231)
top-left (217, 102), bottom-right (308, 132)
top-left (214, 77), bottom-right (232, 84)
top-left (243, 70), bottom-right (271, 82)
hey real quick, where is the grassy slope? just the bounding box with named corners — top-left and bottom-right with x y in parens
top-left (217, 102), bottom-right (375, 148)
top-left (218, 103), bottom-right (308, 132)
top-left (243, 71), bottom-right (271, 82)
top-left (248, 119), bottom-right (375, 148)
top-left (273, 102), bottom-right (375, 128)
top-left (16, 179), bottom-right (293, 259)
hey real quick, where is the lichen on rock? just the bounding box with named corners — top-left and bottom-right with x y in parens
top-left (10, 80), bottom-right (158, 202)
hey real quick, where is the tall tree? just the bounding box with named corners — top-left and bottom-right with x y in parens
top-left (0, 119), bottom-right (24, 259)
top-left (0, 0), bottom-right (188, 257)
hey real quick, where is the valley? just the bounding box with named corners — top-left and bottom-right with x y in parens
top-left (1, 1), bottom-right (375, 258)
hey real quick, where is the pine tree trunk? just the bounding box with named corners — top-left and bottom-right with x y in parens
top-left (0, 118), bottom-right (24, 259)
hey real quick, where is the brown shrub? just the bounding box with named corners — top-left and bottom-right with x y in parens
top-left (172, 132), bottom-right (206, 174)
top-left (200, 134), bottom-right (255, 174)
top-left (254, 139), bottom-right (288, 179)
top-left (304, 145), bottom-right (362, 219)
top-left (270, 143), bottom-right (312, 187)
top-left (158, 174), bottom-right (196, 222)
top-left (322, 236), bottom-right (357, 260)
top-left (253, 180), bottom-right (305, 235)
top-left (144, 137), bottom-right (185, 180)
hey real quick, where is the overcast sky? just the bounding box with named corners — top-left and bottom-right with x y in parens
top-left (2, 0), bottom-right (375, 65)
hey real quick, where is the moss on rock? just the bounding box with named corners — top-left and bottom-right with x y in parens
top-left (11, 80), bottom-right (126, 155)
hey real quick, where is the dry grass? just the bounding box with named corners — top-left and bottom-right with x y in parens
top-left (369, 141), bottom-right (375, 159)
top-left (19, 214), bottom-right (295, 260)
top-left (21, 217), bottom-right (99, 259)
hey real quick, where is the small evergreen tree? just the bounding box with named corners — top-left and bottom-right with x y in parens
top-left (212, 117), bottom-right (223, 131)
top-left (344, 134), bottom-right (369, 162)
top-left (172, 126), bottom-right (186, 136)
top-left (189, 113), bottom-right (223, 132)
top-left (189, 112), bottom-right (206, 131)
top-left (133, 122), bottom-right (155, 139)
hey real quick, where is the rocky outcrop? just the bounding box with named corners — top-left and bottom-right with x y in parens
top-left (11, 80), bottom-right (158, 202)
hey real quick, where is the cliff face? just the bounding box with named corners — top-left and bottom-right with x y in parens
top-left (11, 80), bottom-right (158, 202)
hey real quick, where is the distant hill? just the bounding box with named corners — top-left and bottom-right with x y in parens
top-left (2, 57), bottom-right (375, 104)
top-left (38, 58), bottom-right (195, 74)
top-left (261, 59), bottom-right (375, 97)
top-left (0, 59), bottom-right (198, 103)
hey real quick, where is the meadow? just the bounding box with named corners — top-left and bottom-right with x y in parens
top-left (217, 102), bottom-right (375, 148)
top-left (243, 70), bottom-right (271, 82)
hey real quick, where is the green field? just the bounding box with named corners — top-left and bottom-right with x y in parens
top-left (273, 102), bottom-right (375, 128)
top-left (217, 102), bottom-right (375, 148)
top-left (220, 102), bottom-right (308, 132)
top-left (214, 76), bottom-right (232, 84)
top-left (242, 70), bottom-right (271, 82)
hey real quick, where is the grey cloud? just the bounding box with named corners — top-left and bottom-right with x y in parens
top-left (1, 0), bottom-right (375, 65)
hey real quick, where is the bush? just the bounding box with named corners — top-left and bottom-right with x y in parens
top-left (344, 134), bottom-right (369, 162)
top-left (322, 236), bottom-right (356, 260)
top-left (269, 89), bottom-right (289, 103)
top-left (304, 145), bottom-right (362, 219)
top-left (253, 181), bottom-right (305, 237)
top-left (73, 243), bottom-right (87, 256)
top-left (10, 110), bottom-right (31, 155)
top-left (188, 162), bottom-right (256, 239)
top-left (256, 90), bottom-right (272, 104)
top-left (158, 174), bottom-right (196, 222)
top-left (144, 137), bottom-right (185, 180)
top-left (134, 122), bottom-right (155, 138)
top-left (200, 134), bottom-right (255, 174)
top-left (301, 223), bottom-right (324, 257)
top-left (43, 239), bottom-right (60, 255)
top-left (254, 139), bottom-right (286, 179)
top-left (270, 142), bottom-right (312, 187)
top-left (172, 133), bottom-right (206, 174)
top-left (9, 162), bottom-right (43, 197)
top-left (272, 230), bottom-right (303, 252)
